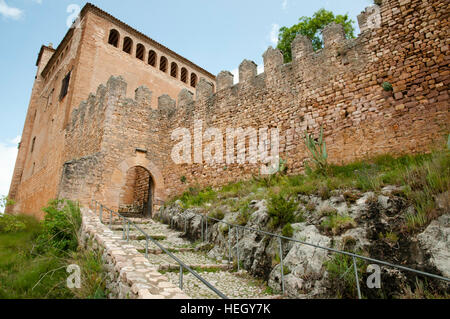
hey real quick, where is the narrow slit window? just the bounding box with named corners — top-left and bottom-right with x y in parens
top-left (31, 137), bottom-right (36, 153)
top-left (59, 71), bottom-right (71, 101)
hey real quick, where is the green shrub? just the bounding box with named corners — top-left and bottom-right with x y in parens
top-left (179, 187), bottom-right (217, 208)
top-left (379, 231), bottom-right (399, 244)
top-left (208, 209), bottom-right (225, 221)
top-left (381, 81), bottom-right (393, 91)
top-left (402, 149), bottom-right (449, 230)
top-left (0, 196), bottom-right (15, 212)
top-left (325, 251), bottom-right (366, 299)
top-left (304, 126), bottom-right (328, 174)
top-left (281, 223), bottom-right (294, 238)
top-left (36, 199), bottom-right (81, 254)
top-left (0, 214), bottom-right (26, 233)
top-left (268, 194), bottom-right (298, 229)
top-left (321, 213), bottom-right (356, 235)
top-left (318, 183), bottom-right (330, 200)
top-left (0, 210), bottom-right (105, 299)
top-left (235, 201), bottom-right (252, 226)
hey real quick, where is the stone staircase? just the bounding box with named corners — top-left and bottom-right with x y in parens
top-left (110, 217), bottom-right (279, 299)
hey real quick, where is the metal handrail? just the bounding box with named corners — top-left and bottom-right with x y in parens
top-left (90, 200), bottom-right (228, 299)
top-left (165, 205), bottom-right (450, 298)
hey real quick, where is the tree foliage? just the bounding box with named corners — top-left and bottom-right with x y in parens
top-left (277, 8), bottom-right (355, 63)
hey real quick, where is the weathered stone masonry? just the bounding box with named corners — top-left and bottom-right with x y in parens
top-left (8, 0), bottom-right (450, 216)
top-left (80, 207), bottom-right (189, 299)
top-left (58, 0), bottom-right (449, 213)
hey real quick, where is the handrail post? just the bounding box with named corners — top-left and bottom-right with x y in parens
top-left (184, 216), bottom-right (187, 233)
top-left (179, 265), bottom-right (184, 290)
top-left (228, 225), bottom-right (231, 264)
top-left (122, 217), bottom-right (126, 240)
top-left (99, 205), bottom-right (103, 224)
top-left (201, 216), bottom-right (204, 241)
top-left (353, 256), bottom-right (362, 299)
top-left (145, 236), bottom-right (149, 259)
top-left (279, 237), bottom-right (285, 295)
top-left (127, 221), bottom-right (130, 242)
top-left (109, 210), bottom-right (112, 229)
top-left (236, 227), bottom-right (240, 271)
top-left (205, 217), bottom-right (208, 242)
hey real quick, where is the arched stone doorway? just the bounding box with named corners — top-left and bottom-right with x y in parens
top-left (104, 155), bottom-right (166, 217)
top-left (118, 166), bottom-right (154, 217)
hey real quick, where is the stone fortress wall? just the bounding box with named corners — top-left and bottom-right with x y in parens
top-left (59, 0), bottom-right (449, 213)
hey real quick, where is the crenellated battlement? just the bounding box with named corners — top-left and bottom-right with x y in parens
top-left (185, 3), bottom-right (383, 98)
top-left (67, 3), bottom-right (385, 121)
top-left (358, 5), bottom-right (382, 33)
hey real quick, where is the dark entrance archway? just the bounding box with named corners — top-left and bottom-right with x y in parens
top-left (118, 166), bottom-right (154, 217)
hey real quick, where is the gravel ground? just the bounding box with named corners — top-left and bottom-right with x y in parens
top-left (164, 271), bottom-right (275, 299)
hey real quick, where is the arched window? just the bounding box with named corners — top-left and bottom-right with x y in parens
top-left (148, 50), bottom-right (157, 67)
top-left (160, 56), bottom-right (168, 72)
top-left (123, 37), bottom-right (133, 54)
top-left (108, 29), bottom-right (119, 47)
top-left (170, 62), bottom-right (178, 78)
top-left (180, 68), bottom-right (188, 83)
top-left (190, 73), bottom-right (198, 88)
top-left (136, 44), bottom-right (145, 61)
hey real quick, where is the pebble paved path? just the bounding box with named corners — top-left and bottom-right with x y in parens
top-left (110, 217), bottom-right (277, 299)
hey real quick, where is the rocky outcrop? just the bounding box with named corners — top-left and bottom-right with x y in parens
top-left (418, 214), bottom-right (450, 278)
top-left (157, 186), bottom-right (450, 298)
top-left (269, 223), bottom-right (331, 298)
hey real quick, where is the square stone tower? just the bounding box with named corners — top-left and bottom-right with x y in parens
top-left (7, 3), bottom-right (215, 218)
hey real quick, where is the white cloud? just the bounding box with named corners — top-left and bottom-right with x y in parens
top-left (282, 0), bottom-right (288, 10)
top-left (270, 23), bottom-right (280, 46)
top-left (0, 0), bottom-right (23, 20)
top-left (0, 136), bottom-right (20, 212)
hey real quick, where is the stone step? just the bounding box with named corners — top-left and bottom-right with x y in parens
top-left (158, 264), bottom-right (232, 272)
top-left (111, 216), bottom-right (279, 299)
top-left (137, 247), bottom-right (196, 255)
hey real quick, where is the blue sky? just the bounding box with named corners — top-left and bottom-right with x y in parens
top-left (0, 0), bottom-right (373, 201)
